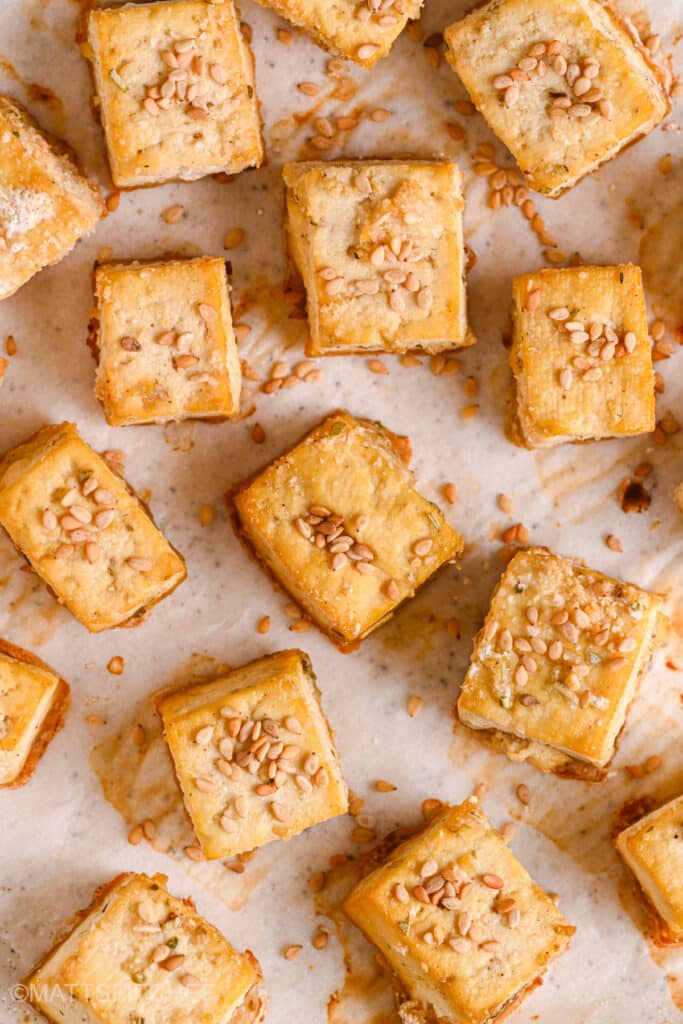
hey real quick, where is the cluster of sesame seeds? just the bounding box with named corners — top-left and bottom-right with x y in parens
top-left (141, 37), bottom-right (227, 121)
top-left (118, 303), bottom-right (218, 385)
top-left (483, 576), bottom-right (642, 712)
top-left (493, 40), bottom-right (612, 124)
top-left (294, 505), bottom-right (376, 575)
top-left (354, 0), bottom-right (406, 30)
top-left (392, 858), bottom-right (519, 954)
top-left (133, 899), bottom-right (202, 989)
top-left (530, 301), bottom-right (637, 391)
top-left (262, 358), bottom-right (323, 395)
top-left (42, 473), bottom-right (131, 567)
top-left (192, 706), bottom-right (328, 836)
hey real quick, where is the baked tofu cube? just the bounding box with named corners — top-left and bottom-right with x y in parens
top-left (87, 0), bottom-right (263, 189)
top-left (0, 638), bottom-right (69, 788)
top-left (283, 161), bottom-right (472, 356)
top-left (616, 794), bottom-right (683, 945)
top-left (0, 96), bottom-right (103, 301)
top-left (229, 411), bottom-right (464, 647)
top-left (93, 256), bottom-right (241, 426)
top-left (0, 422), bottom-right (186, 632)
top-left (159, 649), bottom-right (348, 860)
top-left (344, 799), bottom-right (575, 1024)
top-left (457, 547), bottom-right (665, 780)
top-left (251, 0), bottom-right (421, 68)
top-left (510, 264), bottom-right (655, 448)
top-left (26, 872), bottom-right (265, 1024)
top-left (444, 0), bottom-right (670, 198)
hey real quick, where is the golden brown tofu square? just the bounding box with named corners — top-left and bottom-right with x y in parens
top-left (444, 0), bottom-right (669, 197)
top-left (344, 799), bottom-right (574, 1024)
top-left (26, 872), bottom-right (264, 1024)
top-left (94, 256), bottom-right (241, 425)
top-left (228, 411), bottom-right (464, 648)
top-left (0, 423), bottom-right (186, 631)
top-left (510, 265), bottom-right (655, 447)
top-left (87, 0), bottom-right (263, 188)
top-left (283, 161), bottom-right (472, 356)
top-left (457, 547), bottom-right (665, 778)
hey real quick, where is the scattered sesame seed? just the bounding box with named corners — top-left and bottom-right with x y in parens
top-left (407, 695), bottom-right (423, 717)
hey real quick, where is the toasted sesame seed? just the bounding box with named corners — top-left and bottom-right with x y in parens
top-left (127, 557), bottom-right (153, 572)
top-left (386, 579), bottom-right (400, 601)
top-left (413, 538), bottom-right (433, 557)
top-left (516, 783), bottom-right (530, 805)
top-left (368, 358), bottom-right (389, 374)
top-left (161, 954), bottom-right (186, 971)
top-left (357, 43), bottom-right (379, 60)
top-left (407, 695), bottom-right (423, 717)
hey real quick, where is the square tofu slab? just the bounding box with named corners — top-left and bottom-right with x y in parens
top-left (93, 256), bottom-right (241, 425)
top-left (0, 638), bottom-right (69, 788)
top-left (0, 95), bottom-right (103, 301)
top-left (250, 0), bottom-right (421, 68)
top-left (443, 0), bottom-right (670, 198)
top-left (159, 649), bottom-right (348, 860)
top-left (616, 794), bottom-right (683, 944)
top-left (457, 547), bottom-right (665, 780)
top-left (0, 422), bottom-right (186, 632)
top-left (228, 411), bottom-right (464, 648)
top-left (87, 0), bottom-right (263, 188)
top-left (26, 871), bottom-right (265, 1024)
top-left (344, 799), bottom-right (575, 1024)
top-left (283, 161), bottom-right (472, 356)
top-left (510, 264), bottom-right (655, 447)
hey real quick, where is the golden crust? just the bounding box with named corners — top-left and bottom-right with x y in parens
top-left (283, 161), bottom-right (473, 356)
top-left (444, 0), bottom-right (670, 198)
top-left (93, 256), bottom-right (241, 425)
top-left (250, 0), bottom-right (421, 67)
top-left (0, 95), bottom-right (103, 300)
top-left (159, 649), bottom-right (348, 859)
top-left (0, 638), bottom-right (70, 789)
top-left (86, 0), bottom-right (264, 189)
top-left (227, 410), bottom-right (464, 648)
top-left (457, 547), bottom-right (665, 775)
top-left (616, 794), bottom-right (683, 943)
top-left (344, 799), bottom-right (575, 1024)
top-left (0, 422), bottom-right (186, 632)
top-left (510, 264), bottom-right (655, 447)
top-left (25, 871), bottom-right (264, 1024)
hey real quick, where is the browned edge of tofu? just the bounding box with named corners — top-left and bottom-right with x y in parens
top-left (224, 410), bottom-right (454, 654)
top-left (0, 423), bottom-right (187, 630)
top-left (0, 637), bottom-right (70, 790)
top-left (79, 0), bottom-right (267, 191)
top-left (23, 871), bottom-right (268, 1024)
top-left (88, 253), bottom-right (237, 424)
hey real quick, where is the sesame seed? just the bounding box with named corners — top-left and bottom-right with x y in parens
top-left (482, 873), bottom-right (504, 889)
top-left (525, 289), bottom-right (540, 312)
top-left (127, 557), bottom-right (153, 572)
top-left (368, 358), bottom-right (389, 374)
top-left (386, 579), bottom-right (400, 601)
top-left (413, 538), bottom-right (433, 557)
top-left (516, 783), bottom-right (530, 805)
top-left (407, 695), bottom-right (423, 717)
top-left (504, 84), bottom-right (519, 107)
top-left (443, 483), bottom-right (458, 504)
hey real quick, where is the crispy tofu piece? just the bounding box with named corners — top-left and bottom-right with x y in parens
top-left (0, 638), bottom-right (69, 788)
top-left (444, 0), bottom-right (669, 198)
top-left (87, 0), bottom-right (263, 189)
top-left (26, 871), bottom-right (265, 1024)
top-left (228, 411), bottom-right (464, 648)
top-left (159, 649), bottom-right (348, 859)
top-left (344, 799), bottom-right (575, 1024)
top-left (0, 422), bottom-right (186, 632)
top-left (283, 161), bottom-right (473, 356)
top-left (616, 794), bottom-right (683, 944)
top-left (250, 0), bottom-right (421, 67)
top-left (93, 256), bottom-right (241, 425)
top-left (510, 264), bottom-right (655, 447)
top-left (0, 95), bottom-right (103, 300)
top-left (457, 547), bottom-right (665, 779)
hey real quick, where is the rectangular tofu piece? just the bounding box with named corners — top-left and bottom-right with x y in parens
top-left (229, 410), bottom-right (464, 648)
top-left (457, 547), bottom-right (665, 779)
top-left (159, 649), bottom-right (348, 860)
top-left (0, 422), bottom-right (186, 632)
top-left (344, 799), bottom-right (575, 1024)
top-left (283, 161), bottom-right (473, 356)
top-left (510, 264), bottom-right (655, 447)
top-left (250, 0), bottom-right (421, 68)
top-left (26, 871), bottom-right (265, 1024)
top-left (616, 794), bottom-right (683, 944)
top-left (94, 256), bottom-right (241, 425)
top-left (0, 95), bottom-right (103, 300)
top-left (0, 638), bottom-right (69, 788)
top-left (444, 0), bottom-right (670, 198)
top-left (87, 0), bottom-right (263, 188)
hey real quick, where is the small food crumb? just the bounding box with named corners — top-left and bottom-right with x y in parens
top-left (290, 619), bottom-right (311, 633)
top-left (460, 404), bottom-right (479, 420)
top-left (162, 204), bottom-right (184, 224)
top-left (128, 824), bottom-right (144, 845)
top-left (605, 534), bottom-right (623, 552)
top-left (283, 944), bottom-right (302, 960)
top-left (407, 694), bottom-right (424, 717)
top-left (516, 783), bottom-right (531, 806)
top-left (312, 928), bottom-right (329, 950)
top-left (373, 779), bottom-right (397, 792)
top-left (198, 504), bottom-right (214, 527)
top-left (276, 27), bottom-right (293, 43)
top-left (308, 871), bottom-right (326, 892)
top-left (352, 826), bottom-right (376, 843)
top-left (106, 192), bottom-right (120, 212)
top-left (422, 798), bottom-right (443, 821)
top-left (86, 713), bottom-right (106, 727)
top-left (107, 655), bottom-right (125, 675)
top-left (498, 493), bottom-right (513, 514)
top-left (257, 615), bottom-right (271, 634)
